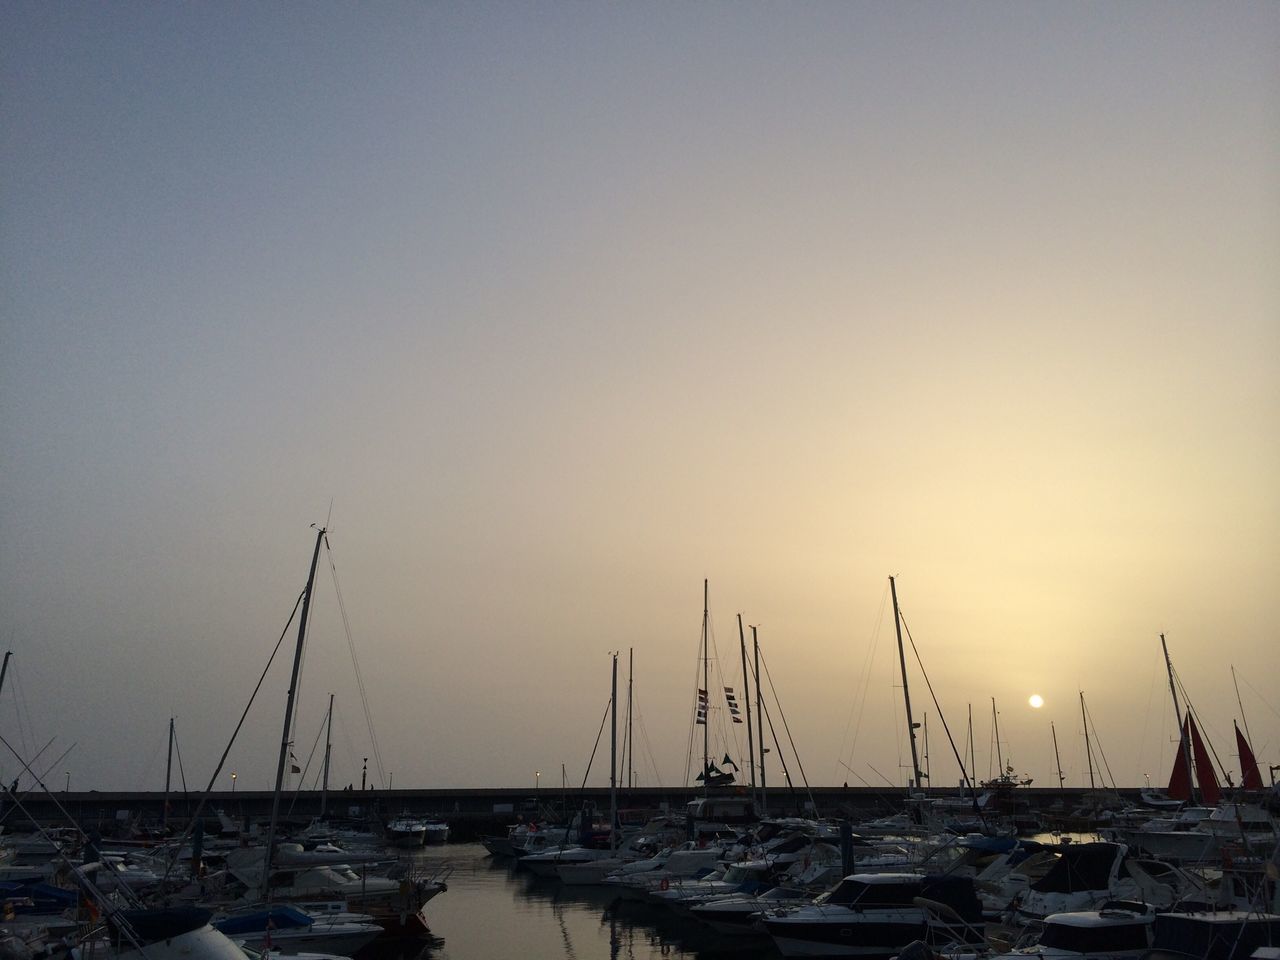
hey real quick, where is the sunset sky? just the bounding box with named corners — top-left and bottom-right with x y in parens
top-left (2, 3), bottom-right (1277, 795)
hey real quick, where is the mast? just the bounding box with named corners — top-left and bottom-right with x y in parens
top-left (1051, 721), bottom-right (1065, 792)
top-left (701, 579), bottom-right (710, 794)
top-left (889, 577), bottom-right (923, 790)
top-left (923, 713), bottom-right (931, 785)
top-left (263, 525), bottom-right (326, 898)
top-left (626, 648), bottom-right (634, 790)
top-left (0, 651), bottom-right (11, 700)
top-left (966, 704), bottom-right (976, 796)
top-left (738, 615), bottom-right (756, 797)
top-left (991, 698), bottom-right (1003, 778)
top-left (163, 718), bottom-right (175, 830)
top-left (1080, 691), bottom-right (1095, 789)
top-left (754, 625), bottom-right (766, 815)
top-left (610, 652), bottom-right (618, 853)
top-left (1231, 665), bottom-right (1254, 750)
top-left (1161, 633), bottom-right (1197, 804)
top-left (321, 693), bottom-right (334, 818)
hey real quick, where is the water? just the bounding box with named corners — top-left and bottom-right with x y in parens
top-left (392, 843), bottom-right (783, 960)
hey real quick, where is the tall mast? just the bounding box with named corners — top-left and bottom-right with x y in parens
top-left (610, 652), bottom-right (618, 853)
top-left (1051, 721), bottom-right (1065, 792)
top-left (754, 625), bottom-right (766, 815)
top-left (1161, 633), bottom-right (1197, 804)
top-left (321, 693), bottom-right (334, 818)
top-left (626, 648), bottom-right (634, 790)
top-left (701, 579), bottom-right (710, 794)
top-left (966, 704), bottom-right (976, 794)
top-left (738, 615), bottom-right (756, 797)
top-left (991, 698), bottom-right (1003, 777)
top-left (889, 577), bottom-right (923, 790)
top-left (164, 718), bottom-right (175, 830)
top-left (1080, 691), bottom-right (1095, 789)
top-left (263, 525), bottom-right (326, 898)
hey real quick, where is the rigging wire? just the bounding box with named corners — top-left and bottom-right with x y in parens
top-left (580, 697), bottom-right (612, 789)
top-left (836, 584), bottom-right (888, 784)
top-left (157, 588), bottom-right (306, 886)
top-left (1080, 696), bottom-right (1119, 790)
top-left (757, 643), bottom-right (815, 810)
top-left (325, 539), bottom-right (386, 789)
top-left (898, 613), bottom-right (977, 800)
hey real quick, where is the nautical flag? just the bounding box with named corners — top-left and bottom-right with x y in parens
top-left (724, 686), bottom-right (744, 723)
top-left (696, 688), bottom-right (708, 725)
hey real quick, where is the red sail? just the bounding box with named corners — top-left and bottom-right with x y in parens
top-left (1187, 713), bottom-right (1221, 805)
top-left (1167, 715), bottom-right (1192, 801)
top-left (1235, 721), bottom-right (1264, 790)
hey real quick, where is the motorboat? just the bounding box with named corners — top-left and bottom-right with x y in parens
top-left (214, 905), bottom-right (381, 955)
top-left (383, 817), bottom-right (426, 848)
top-left (762, 872), bottom-right (986, 958)
top-left (1002, 902), bottom-right (1155, 960)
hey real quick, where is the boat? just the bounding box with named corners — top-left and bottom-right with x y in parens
top-left (214, 905), bottom-right (381, 955)
top-left (1003, 902), bottom-right (1156, 960)
top-left (422, 819), bottom-right (449, 845)
top-left (383, 816), bottom-right (426, 848)
top-left (761, 872), bottom-right (986, 958)
top-left (1012, 842), bottom-right (1207, 922)
top-left (1142, 910), bottom-right (1280, 960)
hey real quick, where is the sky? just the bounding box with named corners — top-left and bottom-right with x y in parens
top-left (1, 2), bottom-right (1277, 797)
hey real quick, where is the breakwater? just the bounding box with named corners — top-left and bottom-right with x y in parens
top-left (7, 785), bottom-right (1137, 841)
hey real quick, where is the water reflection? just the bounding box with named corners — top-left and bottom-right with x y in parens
top-left (383, 843), bottom-right (781, 960)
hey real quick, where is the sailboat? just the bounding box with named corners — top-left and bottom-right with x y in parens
top-left (223, 527), bottom-right (447, 936)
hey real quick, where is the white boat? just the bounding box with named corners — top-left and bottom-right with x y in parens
top-left (71, 907), bottom-right (353, 960)
top-left (1002, 903), bottom-right (1155, 960)
top-left (422, 819), bottom-right (449, 845)
top-left (1014, 843), bottom-right (1207, 922)
top-left (762, 873), bottom-right (986, 958)
top-left (214, 904), bottom-right (381, 955)
top-left (384, 817), bottom-right (426, 848)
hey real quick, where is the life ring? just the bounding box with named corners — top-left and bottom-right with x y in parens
top-left (660, 878), bottom-right (670, 891)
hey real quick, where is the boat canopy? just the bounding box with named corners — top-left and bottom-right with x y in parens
top-left (1030, 842), bottom-right (1120, 894)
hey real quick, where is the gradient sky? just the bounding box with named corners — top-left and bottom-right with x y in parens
top-left (2, 3), bottom-right (1277, 796)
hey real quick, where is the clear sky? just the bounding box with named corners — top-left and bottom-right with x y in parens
top-left (2, 2), bottom-right (1277, 796)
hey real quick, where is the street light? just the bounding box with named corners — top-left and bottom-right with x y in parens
top-left (535, 770), bottom-right (540, 797)
top-left (231, 772), bottom-right (237, 793)
top-left (64, 772), bottom-right (70, 792)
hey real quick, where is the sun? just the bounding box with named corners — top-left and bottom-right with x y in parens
top-left (1028, 694), bottom-right (1044, 709)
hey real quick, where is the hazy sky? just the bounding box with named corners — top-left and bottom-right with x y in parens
top-left (2, 3), bottom-right (1277, 797)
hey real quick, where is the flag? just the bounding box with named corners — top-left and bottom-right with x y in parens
top-left (722, 753), bottom-right (738, 771)
top-left (724, 687), bottom-right (744, 723)
top-left (696, 688), bottom-right (708, 725)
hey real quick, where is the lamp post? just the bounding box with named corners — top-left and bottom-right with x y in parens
top-left (64, 772), bottom-right (70, 792)
top-left (231, 772), bottom-right (237, 793)
top-left (535, 770), bottom-right (540, 800)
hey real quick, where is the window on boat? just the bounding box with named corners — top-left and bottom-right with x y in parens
top-left (826, 880), bottom-right (921, 907)
top-left (1039, 922), bottom-right (1150, 952)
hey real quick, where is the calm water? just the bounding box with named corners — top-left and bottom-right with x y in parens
top-left (395, 843), bottom-right (783, 960)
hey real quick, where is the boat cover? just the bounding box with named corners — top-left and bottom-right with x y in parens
top-left (1029, 842), bottom-right (1118, 893)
